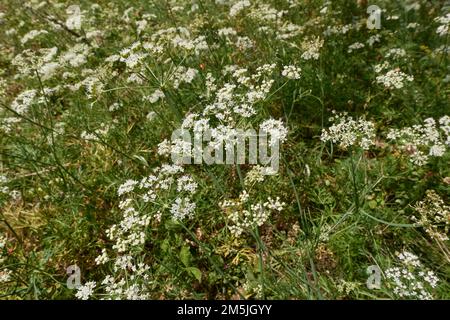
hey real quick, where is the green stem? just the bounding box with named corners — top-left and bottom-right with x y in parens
top-left (350, 149), bottom-right (360, 213)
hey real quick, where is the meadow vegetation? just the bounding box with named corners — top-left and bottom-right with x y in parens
top-left (0, 0), bottom-right (449, 299)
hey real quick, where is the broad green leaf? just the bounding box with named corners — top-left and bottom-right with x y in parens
top-left (186, 267), bottom-right (202, 282)
top-left (180, 246), bottom-right (191, 267)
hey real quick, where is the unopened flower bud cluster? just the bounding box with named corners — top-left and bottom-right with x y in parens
top-left (412, 190), bottom-right (450, 242)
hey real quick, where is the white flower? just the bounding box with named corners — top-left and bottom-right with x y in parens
top-left (235, 36), bottom-right (253, 50)
top-left (233, 104), bottom-right (256, 117)
top-left (223, 193), bottom-right (285, 237)
top-left (435, 13), bottom-right (450, 36)
top-left (144, 89), bottom-right (165, 104)
top-left (66, 5), bottom-right (82, 31)
top-left (281, 65), bottom-right (301, 79)
top-left (21, 29), bottom-right (48, 44)
top-left (367, 34), bottom-right (381, 46)
top-left (11, 89), bottom-right (37, 115)
top-left (0, 270), bottom-right (11, 283)
top-left (301, 37), bottom-right (324, 60)
top-left (114, 255), bottom-right (133, 270)
top-left (376, 68), bottom-right (413, 89)
top-left (260, 119), bottom-right (288, 146)
top-left (118, 180), bottom-right (138, 196)
top-left (374, 61), bottom-right (390, 73)
top-left (230, 0), bottom-right (251, 17)
top-left (407, 22), bottom-right (419, 29)
top-left (109, 102), bottom-right (122, 112)
top-left (385, 251), bottom-right (439, 300)
top-left (385, 48), bottom-right (406, 59)
top-left (264, 197), bottom-right (285, 211)
top-left (436, 24), bottom-right (449, 36)
top-left (146, 111), bottom-right (156, 121)
top-left (397, 251), bottom-right (421, 267)
top-left (171, 67), bottom-right (198, 88)
top-left (347, 42), bottom-right (365, 53)
top-left (321, 112), bottom-right (375, 150)
top-left (38, 62), bottom-right (60, 80)
top-left (218, 27), bottom-right (237, 37)
top-left (429, 144), bottom-right (445, 157)
top-left (75, 281), bottom-right (96, 300)
top-left (157, 139), bottom-right (172, 156)
top-left (244, 166), bottom-right (266, 185)
top-left (176, 175), bottom-right (198, 193)
top-left (387, 116), bottom-right (449, 165)
top-left (59, 43), bottom-right (91, 68)
top-left (95, 249), bottom-right (109, 265)
top-left (170, 197), bottom-right (196, 220)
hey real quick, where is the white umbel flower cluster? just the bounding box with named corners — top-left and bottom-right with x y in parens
top-left (221, 191), bottom-right (285, 237)
top-left (301, 37), bottom-right (324, 60)
top-left (10, 89), bottom-right (38, 115)
top-left (0, 233), bottom-right (11, 282)
top-left (244, 165), bottom-right (275, 185)
top-left (20, 29), bottom-right (48, 45)
top-left (66, 5), bottom-right (82, 31)
top-left (281, 65), bottom-right (301, 79)
top-left (79, 62), bottom-right (288, 299)
top-left (376, 68), bottom-right (413, 89)
top-left (170, 197), bottom-right (196, 220)
top-left (0, 175), bottom-right (20, 201)
top-left (385, 48), bottom-right (407, 60)
top-left (435, 13), bottom-right (450, 36)
top-left (144, 89), bottom-right (165, 104)
top-left (229, 0), bottom-right (251, 17)
top-left (320, 111), bottom-right (376, 150)
top-left (0, 232), bottom-right (8, 263)
top-left (84, 164), bottom-right (197, 299)
top-left (385, 251), bottom-right (439, 300)
top-left (159, 64), bottom-right (287, 165)
top-left (347, 42), bottom-right (365, 53)
top-left (260, 118), bottom-right (289, 147)
top-left (75, 281), bottom-right (96, 300)
top-left (387, 116), bottom-right (450, 166)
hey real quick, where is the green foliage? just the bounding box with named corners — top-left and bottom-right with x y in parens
top-left (0, 0), bottom-right (449, 300)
